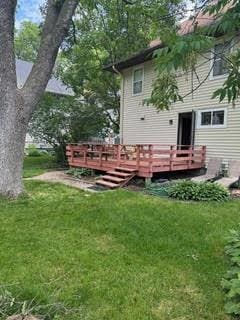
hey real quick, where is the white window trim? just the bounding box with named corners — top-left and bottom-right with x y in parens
top-left (209, 40), bottom-right (233, 80)
top-left (132, 65), bottom-right (144, 96)
top-left (197, 107), bottom-right (227, 129)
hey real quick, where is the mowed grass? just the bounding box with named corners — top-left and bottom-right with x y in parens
top-left (23, 154), bottom-right (58, 178)
top-left (0, 178), bottom-right (240, 319)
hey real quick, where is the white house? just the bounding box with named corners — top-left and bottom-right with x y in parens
top-left (105, 11), bottom-right (240, 166)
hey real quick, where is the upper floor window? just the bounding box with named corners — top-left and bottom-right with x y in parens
top-left (133, 67), bottom-right (143, 95)
top-left (212, 42), bottom-right (231, 78)
top-left (197, 108), bottom-right (227, 128)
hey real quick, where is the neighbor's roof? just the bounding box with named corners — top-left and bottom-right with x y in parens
top-left (16, 59), bottom-right (74, 96)
top-left (104, 6), bottom-right (222, 73)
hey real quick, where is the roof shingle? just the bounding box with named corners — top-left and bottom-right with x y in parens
top-left (16, 59), bottom-right (73, 96)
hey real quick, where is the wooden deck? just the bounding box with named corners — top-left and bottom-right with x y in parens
top-left (66, 144), bottom-right (206, 178)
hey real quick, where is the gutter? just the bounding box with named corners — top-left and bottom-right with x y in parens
top-left (112, 65), bottom-right (121, 76)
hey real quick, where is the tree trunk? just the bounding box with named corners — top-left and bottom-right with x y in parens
top-left (0, 0), bottom-right (78, 198)
top-left (0, 93), bottom-right (28, 198)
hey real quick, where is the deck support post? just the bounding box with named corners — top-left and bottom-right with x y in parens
top-left (145, 177), bottom-right (152, 187)
top-left (170, 145), bottom-right (174, 171)
top-left (188, 145), bottom-right (193, 169)
top-left (99, 145), bottom-right (103, 168)
top-left (84, 145), bottom-right (87, 164)
top-left (70, 144), bottom-right (73, 164)
top-left (117, 144), bottom-right (121, 166)
top-left (149, 145), bottom-right (153, 173)
top-left (202, 146), bottom-right (206, 167)
top-left (136, 145), bottom-right (140, 171)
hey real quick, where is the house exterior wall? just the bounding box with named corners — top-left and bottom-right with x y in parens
top-left (120, 51), bottom-right (240, 165)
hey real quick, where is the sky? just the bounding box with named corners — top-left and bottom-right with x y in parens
top-left (16, 0), bottom-right (44, 28)
top-left (15, 0), bottom-right (193, 28)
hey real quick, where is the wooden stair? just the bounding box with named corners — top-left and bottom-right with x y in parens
top-left (96, 167), bottom-right (137, 189)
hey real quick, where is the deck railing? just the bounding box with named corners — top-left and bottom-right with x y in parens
top-left (66, 143), bottom-right (206, 176)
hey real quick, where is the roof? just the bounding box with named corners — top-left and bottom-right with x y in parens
top-left (104, 8), bottom-right (219, 73)
top-left (104, 44), bottom-right (164, 73)
top-left (16, 59), bottom-right (74, 96)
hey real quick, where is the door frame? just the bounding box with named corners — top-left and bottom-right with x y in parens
top-left (177, 111), bottom-right (196, 146)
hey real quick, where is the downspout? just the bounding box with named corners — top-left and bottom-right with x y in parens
top-left (113, 65), bottom-right (124, 144)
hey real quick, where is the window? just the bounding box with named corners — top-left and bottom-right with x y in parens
top-left (133, 67), bottom-right (143, 95)
top-left (212, 42), bottom-right (230, 77)
top-left (197, 108), bottom-right (227, 128)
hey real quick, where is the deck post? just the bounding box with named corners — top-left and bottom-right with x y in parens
top-left (117, 144), bottom-right (121, 166)
top-left (145, 177), bottom-right (152, 187)
top-left (170, 145), bottom-right (174, 171)
top-left (136, 145), bottom-right (140, 171)
top-left (149, 145), bottom-right (153, 174)
top-left (202, 146), bottom-right (206, 167)
top-left (84, 145), bottom-right (87, 164)
top-left (99, 145), bottom-right (103, 167)
top-left (70, 145), bottom-right (74, 164)
top-left (188, 145), bottom-right (193, 169)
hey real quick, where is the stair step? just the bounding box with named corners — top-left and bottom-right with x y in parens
top-left (96, 180), bottom-right (119, 188)
top-left (102, 175), bottom-right (125, 183)
top-left (107, 170), bottom-right (132, 177)
top-left (115, 167), bottom-right (137, 172)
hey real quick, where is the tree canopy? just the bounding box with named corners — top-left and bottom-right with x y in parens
top-left (15, 21), bottom-right (41, 62)
top-left (58, 0), bottom-right (187, 132)
top-left (29, 94), bottom-right (108, 163)
top-left (15, 19), bottom-right (110, 162)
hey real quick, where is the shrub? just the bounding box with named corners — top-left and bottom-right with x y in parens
top-left (66, 167), bottom-right (93, 179)
top-left (168, 180), bottom-right (230, 201)
top-left (26, 144), bottom-right (42, 157)
top-left (222, 229), bottom-right (240, 316)
top-left (28, 149), bottom-right (42, 157)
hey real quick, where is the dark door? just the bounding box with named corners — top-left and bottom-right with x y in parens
top-left (177, 112), bottom-right (195, 147)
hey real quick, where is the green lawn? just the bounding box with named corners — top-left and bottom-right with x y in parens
top-left (23, 154), bottom-right (58, 178)
top-left (1, 159), bottom-right (239, 319)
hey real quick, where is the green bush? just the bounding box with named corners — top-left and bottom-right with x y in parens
top-left (66, 167), bottom-right (93, 179)
top-left (26, 144), bottom-right (42, 157)
top-left (28, 149), bottom-right (42, 157)
top-left (168, 180), bottom-right (230, 202)
top-left (222, 229), bottom-right (240, 316)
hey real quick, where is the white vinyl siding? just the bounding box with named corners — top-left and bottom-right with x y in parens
top-left (120, 46), bottom-right (240, 165)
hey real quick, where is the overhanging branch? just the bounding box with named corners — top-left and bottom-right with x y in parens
top-left (0, 0), bottom-right (18, 89)
top-left (22, 0), bottom-right (79, 115)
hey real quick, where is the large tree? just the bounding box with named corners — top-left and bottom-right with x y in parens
top-left (14, 21), bottom-right (108, 163)
top-left (0, 0), bottom-right (78, 198)
top-left (59, 0), bottom-right (186, 134)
